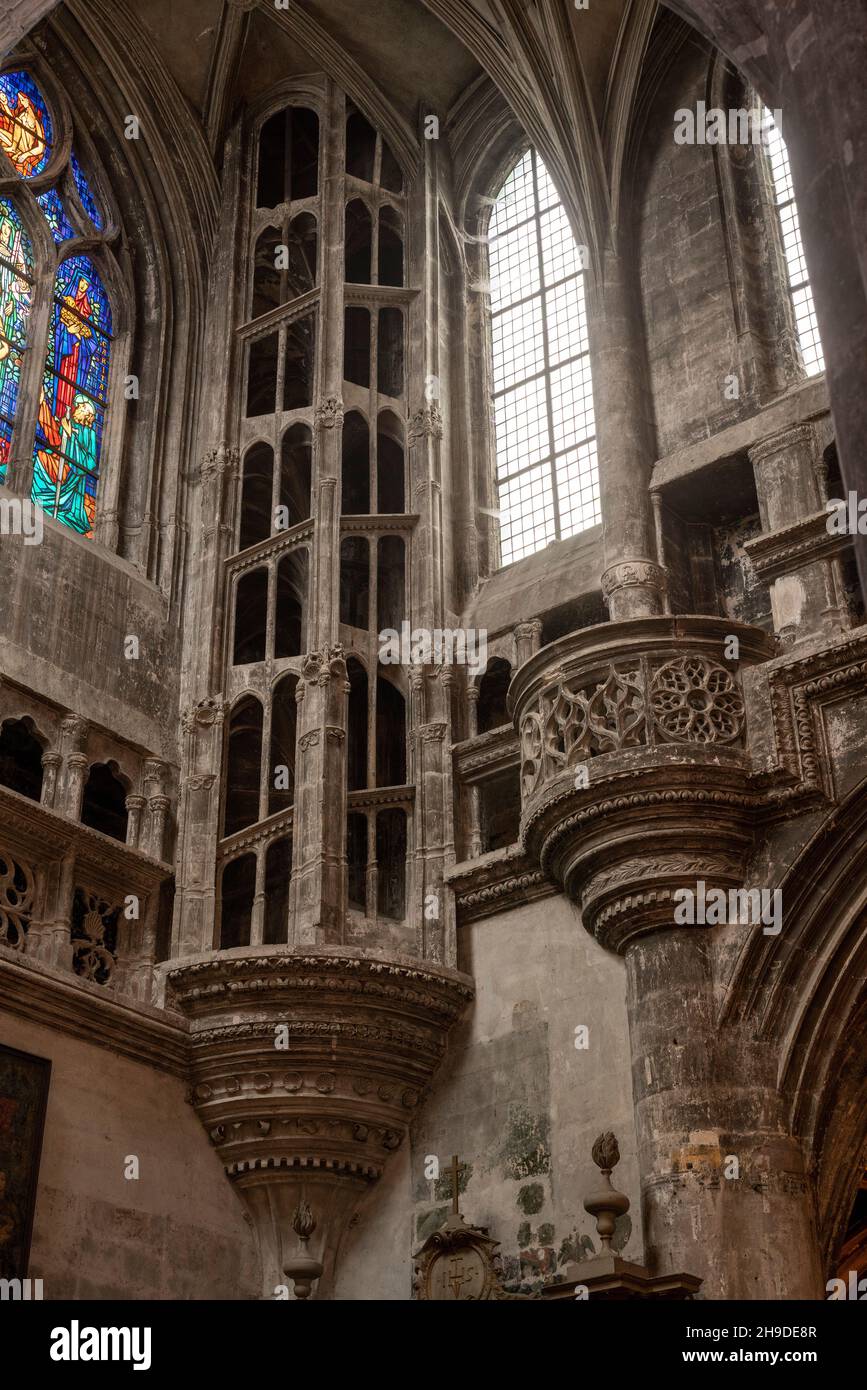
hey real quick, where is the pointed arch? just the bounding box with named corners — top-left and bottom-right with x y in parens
top-left (722, 777), bottom-right (867, 1267)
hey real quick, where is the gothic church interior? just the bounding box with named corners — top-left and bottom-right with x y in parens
top-left (0, 0), bottom-right (866, 1302)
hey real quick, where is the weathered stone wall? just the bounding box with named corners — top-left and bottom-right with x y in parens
top-left (0, 0), bottom-right (60, 58)
top-left (0, 1010), bottom-right (260, 1300)
top-left (0, 522), bottom-right (180, 759)
top-left (637, 44), bottom-right (743, 458)
top-left (334, 893), bottom-right (641, 1298)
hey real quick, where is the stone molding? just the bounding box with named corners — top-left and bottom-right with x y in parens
top-left (743, 509), bottom-right (851, 583)
top-left (448, 850), bottom-right (552, 925)
top-left (0, 945), bottom-right (188, 1076)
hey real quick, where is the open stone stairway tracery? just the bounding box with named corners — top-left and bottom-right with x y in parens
top-left (0, 0), bottom-right (864, 1309)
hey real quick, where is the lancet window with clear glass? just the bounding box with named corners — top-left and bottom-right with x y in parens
top-left (762, 109), bottom-right (824, 377)
top-left (489, 148), bottom-right (599, 566)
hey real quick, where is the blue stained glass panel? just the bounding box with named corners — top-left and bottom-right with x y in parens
top-left (31, 256), bottom-right (112, 536)
top-left (37, 187), bottom-right (75, 243)
top-left (70, 152), bottom-right (103, 230)
top-left (0, 71), bottom-right (52, 179)
top-left (0, 199), bottom-right (34, 482)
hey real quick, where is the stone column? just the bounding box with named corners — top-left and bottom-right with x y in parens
top-left (589, 247), bottom-right (667, 620)
top-left (625, 928), bottom-right (823, 1299)
top-left (59, 715), bottom-right (89, 819)
top-left (749, 424), bottom-right (844, 641)
top-left (125, 795), bottom-right (146, 850)
top-left (40, 750), bottom-right (61, 810)
top-left (142, 758), bottom-right (170, 860)
top-left (465, 684), bottom-right (482, 860)
top-left (172, 699), bottom-right (225, 955)
top-left (513, 619), bottom-right (542, 668)
top-left (290, 646), bottom-right (348, 946)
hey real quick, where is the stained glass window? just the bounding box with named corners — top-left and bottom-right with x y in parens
top-left (489, 149), bottom-right (599, 566)
top-left (71, 151), bottom-right (103, 230)
top-left (762, 108), bottom-right (824, 376)
top-left (37, 188), bottom-right (74, 244)
top-left (0, 72), bottom-right (52, 179)
top-left (0, 199), bottom-right (34, 482)
top-left (32, 255), bottom-right (112, 536)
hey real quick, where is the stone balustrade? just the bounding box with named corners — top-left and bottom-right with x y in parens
top-left (509, 616), bottom-right (776, 950)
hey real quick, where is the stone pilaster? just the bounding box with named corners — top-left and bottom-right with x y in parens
top-left (749, 424), bottom-right (845, 641)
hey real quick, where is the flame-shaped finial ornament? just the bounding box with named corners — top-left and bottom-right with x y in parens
top-left (292, 1201), bottom-right (316, 1244)
top-left (591, 1131), bottom-right (620, 1174)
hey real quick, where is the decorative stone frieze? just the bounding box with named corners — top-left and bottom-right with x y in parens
top-left (168, 947), bottom-right (473, 1298)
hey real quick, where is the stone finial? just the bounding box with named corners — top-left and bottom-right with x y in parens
top-left (584, 1131), bottom-right (629, 1250)
top-left (592, 1131), bottom-right (620, 1173)
top-left (293, 1201), bottom-right (316, 1243)
top-left (284, 1202), bottom-right (323, 1301)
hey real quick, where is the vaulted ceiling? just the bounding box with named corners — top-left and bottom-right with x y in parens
top-left (26, 0), bottom-right (678, 255)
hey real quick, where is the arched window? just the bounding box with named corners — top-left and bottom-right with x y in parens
top-left (0, 70), bottom-right (116, 537)
top-left (762, 109), bottom-right (824, 377)
top-left (0, 716), bottom-right (44, 800)
top-left (81, 761), bottom-right (129, 842)
top-left (489, 148), bottom-right (599, 565)
top-left (0, 199), bottom-right (33, 479)
top-left (32, 256), bottom-right (112, 536)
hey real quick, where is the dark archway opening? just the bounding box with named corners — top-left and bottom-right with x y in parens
top-left (81, 762), bottom-right (129, 842)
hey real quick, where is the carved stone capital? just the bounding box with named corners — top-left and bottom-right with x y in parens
top-left (302, 645), bottom-right (346, 685)
top-left (600, 559), bottom-right (667, 600)
top-left (408, 403), bottom-right (443, 442)
top-left (315, 397), bottom-right (344, 429)
top-left (60, 714), bottom-right (89, 751)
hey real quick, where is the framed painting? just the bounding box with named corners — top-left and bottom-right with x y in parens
top-left (0, 1043), bottom-right (50, 1279)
